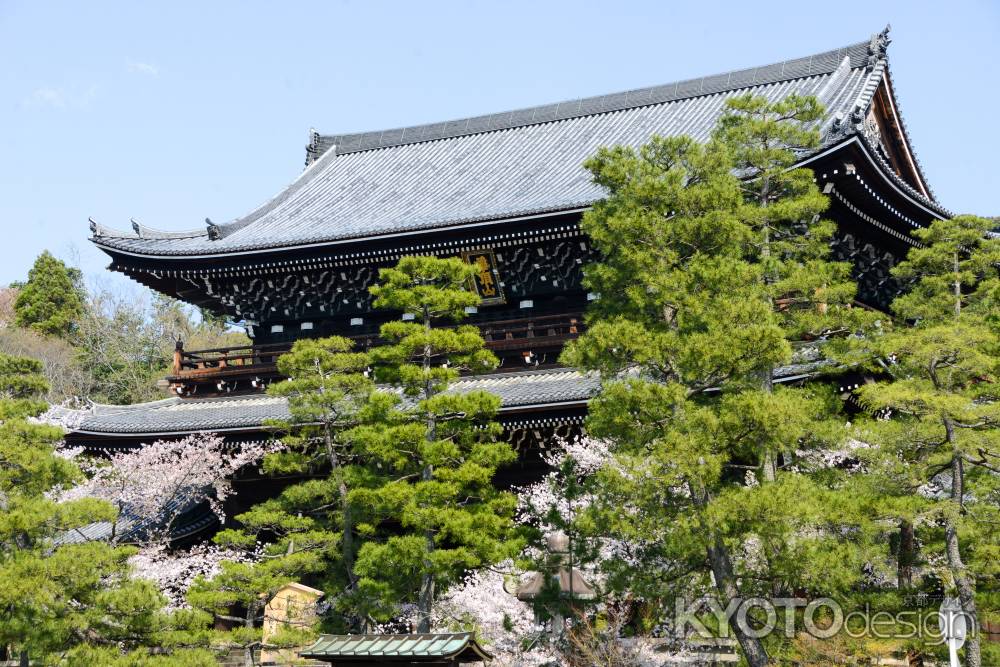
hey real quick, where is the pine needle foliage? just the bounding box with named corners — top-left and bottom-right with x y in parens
top-left (0, 353), bottom-right (210, 665)
top-left (854, 214), bottom-right (1000, 667)
top-left (351, 255), bottom-right (520, 632)
top-left (715, 94), bottom-right (866, 340)
top-left (187, 344), bottom-right (364, 649)
top-left (262, 335), bottom-right (376, 629)
top-left (562, 96), bottom-right (879, 667)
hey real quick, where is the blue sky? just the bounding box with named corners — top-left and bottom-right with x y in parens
top-left (1, 0), bottom-right (997, 289)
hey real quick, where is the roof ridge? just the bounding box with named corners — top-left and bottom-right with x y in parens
top-left (89, 397), bottom-right (182, 413)
top-left (313, 37), bottom-right (872, 157)
top-left (452, 367), bottom-right (585, 381)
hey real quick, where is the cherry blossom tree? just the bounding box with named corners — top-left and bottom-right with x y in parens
top-left (128, 543), bottom-right (256, 610)
top-left (517, 435), bottom-right (613, 534)
top-left (62, 433), bottom-right (277, 546)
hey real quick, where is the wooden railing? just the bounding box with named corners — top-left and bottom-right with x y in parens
top-left (172, 341), bottom-right (290, 377)
top-left (168, 312), bottom-right (584, 385)
top-left (479, 312), bottom-right (582, 350)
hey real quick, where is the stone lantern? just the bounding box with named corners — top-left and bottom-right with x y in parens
top-left (513, 530), bottom-right (595, 634)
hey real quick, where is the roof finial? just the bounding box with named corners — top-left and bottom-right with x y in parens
top-left (130, 217), bottom-right (142, 237)
top-left (205, 217), bottom-right (220, 240)
top-left (305, 127), bottom-right (321, 166)
top-left (88, 216), bottom-right (100, 236)
top-left (867, 24), bottom-right (892, 68)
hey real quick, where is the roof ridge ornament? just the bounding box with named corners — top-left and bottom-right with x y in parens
top-left (305, 127), bottom-right (322, 166)
top-left (867, 24), bottom-right (892, 69)
top-left (206, 217), bottom-right (220, 240)
top-left (829, 103), bottom-right (867, 143)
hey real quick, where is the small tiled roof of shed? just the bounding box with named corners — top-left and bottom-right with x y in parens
top-left (299, 633), bottom-right (490, 662)
top-left (90, 31), bottom-right (923, 258)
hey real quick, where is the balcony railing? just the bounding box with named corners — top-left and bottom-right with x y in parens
top-left (167, 312), bottom-right (584, 391)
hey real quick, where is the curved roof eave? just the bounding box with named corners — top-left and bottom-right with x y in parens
top-left (92, 141), bottom-right (948, 266)
top-left (799, 135), bottom-right (951, 221)
top-left (91, 204), bottom-right (593, 261)
top-left (90, 29), bottom-right (950, 262)
top-left (878, 66), bottom-right (935, 201)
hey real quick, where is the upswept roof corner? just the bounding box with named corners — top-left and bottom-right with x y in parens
top-left (90, 28), bottom-right (941, 259)
top-left (874, 64), bottom-right (936, 202)
top-left (868, 24), bottom-right (935, 202)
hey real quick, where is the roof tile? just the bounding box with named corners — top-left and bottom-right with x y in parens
top-left (68, 357), bottom-right (832, 437)
top-left (92, 38), bottom-right (893, 258)
top-left (72, 369), bottom-right (599, 436)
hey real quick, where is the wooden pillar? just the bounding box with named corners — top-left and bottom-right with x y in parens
top-left (172, 340), bottom-right (184, 376)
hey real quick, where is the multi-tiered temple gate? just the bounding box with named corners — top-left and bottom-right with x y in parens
top-left (68, 28), bottom-right (949, 511)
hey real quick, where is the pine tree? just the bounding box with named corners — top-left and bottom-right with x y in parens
top-left (563, 98), bottom-right (877, 666)
top-left (713, 93), bottom-right (867, 478)
top-left (186, 340), bottom-right (364, 659)
top-left (13, 251), bottom-right (84, 337)
top-left (350, 255), bottom-right (520, 632)
top-left (189, 507), bottom-right (335, 667)
top-left (264, 335), bottom-right (376, 628)
top-left (855, 214), bottom-right (1000, 667)
top-left (0, 353), bottom-right (210, 664)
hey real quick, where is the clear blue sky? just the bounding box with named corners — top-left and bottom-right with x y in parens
top-left (1, 0), bottom-right (997, 288)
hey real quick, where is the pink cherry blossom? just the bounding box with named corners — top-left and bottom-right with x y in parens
top-left (61, 433), bottom-right (278, 546)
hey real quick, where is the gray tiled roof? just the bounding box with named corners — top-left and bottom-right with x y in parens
top-left (76, 394), bottom-right (292, 435)
top-left (53, 499), bottom-right (217, 546)
top-left (72, 368), bottom-right (599, 436)
top-left (91, 37), bottom-right (897, 258)
top-left (69, 358), bottom-right (830, 437)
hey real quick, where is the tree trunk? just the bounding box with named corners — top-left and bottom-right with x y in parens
top-left (323, 423), bottom-right (357, 595)
top-left (939, 250), bottom-right (979, 664)
top-left (706, 539), bottom-right (770, 667)
top-left (897, 519), bottom-right (914, 589)
top-left (416, 303), bottom-right (436, 634)
top-left (18, 650), bottom-right (28, 667)
top-left (756, 180), bottom-right (778, 485)
top-left (759, 369), bottom-right (777, 483)
top-left (690, 482), bottom-right (769, 666)
top-left (417, 518), bottom-right (435, 633)
top-left (953, 251), bottom-right (962, 318)
top-left (244, 604), bottom-right (257, 667)
top-left (943, 449), bottom-right (981, 667)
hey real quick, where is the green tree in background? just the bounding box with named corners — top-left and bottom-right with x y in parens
top-left (72, 291), bottom-right (250, 405)
top-left (74, 288), bottom-right (165, 404)
top-left (0, 352), bottom-right (211, 665)
top-left (855, 214), bottom-right (1000, 667)
top-left (351, 255), bottom-right (519, 632)
top-left (6, 254), bottom-right (248, 405)
top-left (13, 251), bottom-right (84, 337)
top-left (149, 293), bottom-right (248, 353)
top-left (563, 96), bottom-right (878, 667)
